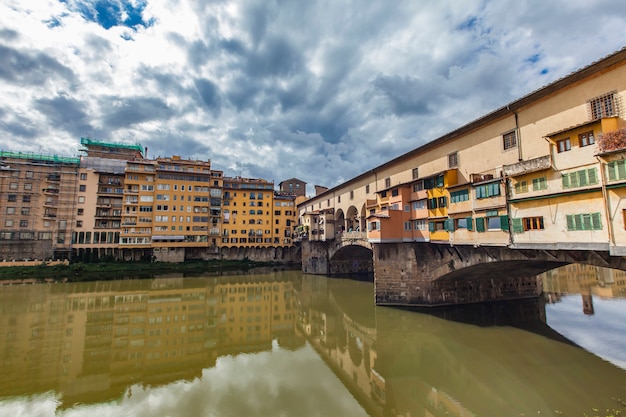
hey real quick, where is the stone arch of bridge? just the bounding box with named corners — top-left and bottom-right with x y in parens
top-left (329, 244), bottom-right (374, 276)
top-left (373, 242), bottom-right (626, 306)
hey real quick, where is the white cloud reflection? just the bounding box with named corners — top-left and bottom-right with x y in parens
top-left (0, 342), bottom-right (367, 417)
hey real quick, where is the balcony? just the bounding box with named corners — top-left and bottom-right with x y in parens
top-left (470, 169), bottom-right (500, 184)
top-left (43, 187), bottom-right (59, 194)
top-left (46, 175), bottom-right (61, 182)
top-left (502, 156), bottom-right (551, 177)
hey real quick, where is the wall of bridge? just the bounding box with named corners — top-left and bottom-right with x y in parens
top-left (304, 239), bottom-right (626, 306)
top-left (373, 242), bottom-right (626, 307)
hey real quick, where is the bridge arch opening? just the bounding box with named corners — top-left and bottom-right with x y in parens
top-left (330, 245), bottom-right (374, 277)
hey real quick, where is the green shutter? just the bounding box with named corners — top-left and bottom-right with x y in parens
top-left (588, 168), bottom-right (598, 185)
top-left (608, 163), bottom-right (617, 181)
top-left (466, 217), bottom-right (473, 231)
top-left (562, 174), bottom-right (570, 189)
top-left (591, 212), bottom-right (602, 230)
top-left (578, 170), bottom-right (588, 186)
top-left (500, 215), bottom-right (509, 231)
top-left (511, 218), bottom-right (523, 233)
top-left (476, 217), bottom-right (485, 233)
top-left (618, 160), bottom-right (626, 180)
top-left (428, 221), bottom-right (435, 232)
top-left (566, 214), bottom-right (574, 231)
top-left (444, 218), bottom-right (455, 231)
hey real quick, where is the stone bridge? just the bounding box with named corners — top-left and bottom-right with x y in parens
top-left (302, 239), bottom-right (626, 307)
top-left (302, 232), bottom-right (373, 276)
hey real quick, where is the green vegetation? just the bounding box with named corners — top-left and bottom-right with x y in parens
top-left (0, 259), bottom-right (300, 282)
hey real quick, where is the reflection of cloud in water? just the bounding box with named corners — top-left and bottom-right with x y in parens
top-left (546, 296), bottom-right (626, 370)
top-left (0, 342), bottom-right (367, 417)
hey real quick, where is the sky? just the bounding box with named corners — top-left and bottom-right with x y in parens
top-left (1, 1), bottom-right (626, 193)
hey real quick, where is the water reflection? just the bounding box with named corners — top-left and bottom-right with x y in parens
top-left (0, 265), bottom-right (624, 416)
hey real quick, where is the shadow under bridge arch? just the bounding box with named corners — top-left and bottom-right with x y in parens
top-left (329, 244), bottom-right (374, 278)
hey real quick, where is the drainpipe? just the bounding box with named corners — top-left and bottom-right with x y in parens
top-left (596, 155), bottom-right (615, 250)
top-left (507, 106), bottom-right (523, 162)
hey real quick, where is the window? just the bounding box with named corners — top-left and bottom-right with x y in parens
top-left (589, 92), bottom-right (616, 120)
top-left (20, 220), bottom-right (28, 228)
top-left (337, 195), bottom-right (341, 203)
top-left (607, 160), bottom-right (626, 182)
top-left (78, 196), bottom-right (85, 203)
top-left (385, 177), bottom-right (391, 188)
top-left (412, 167), bottom-right (419, 179)
top-left (9, 182), bottom-right (18, 190)
top-left (475, 183), bottom-right (500, 199)
top-left (22, 195), bottom-right (31, 203)
top-left (557, 138), bottom-right (571, 153)
top-left (404, 222), bottom-right (411, 231)
top-left (4, 220), bottom-right (13, 227)
top-left (448, 152), bottom-right (459, 168)
top-left (532, 177), bottom-right (548, 191)
top-left (80, 173), bottom-right (87, 180)
top-left (391, 189), bottom-right (399, 197)
top-left (77, 208), bottom-right (84, 216)
top-left (367, 221), bottom-right (380, 231)
top-left (350, 190), bottom-right (354, 199)
top-left (7, 195), bottom-right (17, 202)
top-left (24, 183), bottom-right (32, 190)
top-left (412, 200), bottom-right (426, 210)
top-left (450, 189), bottom-right (469, 203)
top-left (566, 213), bottom-right (602, 231)
top-left (76, 221), bottom-right (83, 228)
top-left (25, 171), bottom-right (33, 179)
top-left (455, 218), bottom-right (469, 229)
top-left (413, 181), bottom-right (423, 192)
top-left (579, 131), bottom-right (595, 147)
top-left (413, 219), bottom-right (426, 230)
top-left (21, 207), bottom-right (29, 215)
top-left (79, 185), bottom-right (86, 192)
top-left (562, 168), bottom-right (598, 188)
top-left (365, 185), bottom-right (370, 194)
top-left (511, 217), bottom-right (545, 233)
top-left (6, 207), bottom-right (15, 215)
top-left (503, 131), bottom-right (517, 150)
top-left (514, 181), bottom-right (528, 194)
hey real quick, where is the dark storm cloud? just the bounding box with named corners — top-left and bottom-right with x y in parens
top-left (34, 95), bottom-right (93, 136)
top-left (245, 36), bottom-right (303, 78)
top-left (193, 78), bottom-right (222, 114)
top-left (0, 111), bottom-right (41, 139)
top-left (0, 45), bottom-right (75, 85)
top-left (0, 28), bottom-right (19, 41)
top-left (372, 74), bottom-right (433, 116)
top-left (137, 66), bottom-right (188, 97)
top-left (101, 96), bottom-right (175, 129)
top-left (147, 135), bottom-right (212, 159)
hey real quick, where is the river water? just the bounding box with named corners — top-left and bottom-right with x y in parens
top-left (0, 265), bottom-right (625, 417)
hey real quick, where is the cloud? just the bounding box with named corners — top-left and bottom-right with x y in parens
top-left (1, 0), bottom-right (626, 191)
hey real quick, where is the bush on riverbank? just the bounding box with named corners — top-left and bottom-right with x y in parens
top-left (0, 259), bottom-right (300, 282)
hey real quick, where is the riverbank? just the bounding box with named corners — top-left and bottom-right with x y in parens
top-left (0, 259), bottom-right (301, 283)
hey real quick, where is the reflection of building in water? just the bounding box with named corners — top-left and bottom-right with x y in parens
top-left (542, 265), bottom-right (626, 308)
top-left (0, 274), bottom-right (298, 406)
top-left (215, 277), bottom-right (295, 355)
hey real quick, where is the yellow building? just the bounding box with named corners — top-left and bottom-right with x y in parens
top-left (221, 177), bottom-right (295, 248)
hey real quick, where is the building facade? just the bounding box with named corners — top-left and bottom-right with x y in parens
top-left (298, 47), bottom-right (626, 257)
top-left (0, 140), bottom-right (298, 263)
